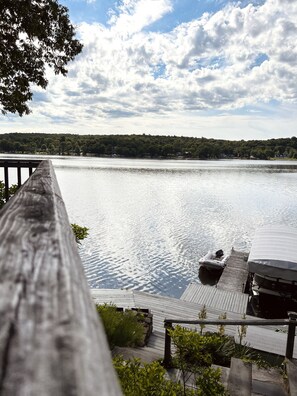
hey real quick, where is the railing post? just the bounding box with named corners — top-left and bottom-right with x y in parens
top-left (4, 164), bottom-right (9, 202)
top-left (163, 320), bottom-right (173, 368)
top-left (17, 165), bottom-right (22, 187)
top-left (286, 311), bottom-right (297, 359)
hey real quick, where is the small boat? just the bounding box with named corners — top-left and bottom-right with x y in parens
top-left (199, 249), bottom-right (229, 271)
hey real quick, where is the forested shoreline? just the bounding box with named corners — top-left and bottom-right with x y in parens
top-left (1, 133), bottom-right (297, 160)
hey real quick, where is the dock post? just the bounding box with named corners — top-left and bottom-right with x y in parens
top-left (286, 312), bottom-right (297, 359)
top-left (163, 321), bottom-right (173, 368)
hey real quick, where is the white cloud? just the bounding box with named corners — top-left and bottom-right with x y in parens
top-left (3, 0), bottom-right (297, 138)
top-left (108, 0), bottom-right (173, 35)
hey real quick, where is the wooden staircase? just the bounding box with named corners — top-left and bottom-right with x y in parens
top-left (227, 358), bottom-right (252, 396)
top-left (112, 345), bottom-right (296, 395)
top-left (216, 357), bottom-right (297, 396)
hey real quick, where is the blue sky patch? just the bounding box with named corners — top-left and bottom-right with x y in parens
top-left (250, 53), bottom-right (269, 69)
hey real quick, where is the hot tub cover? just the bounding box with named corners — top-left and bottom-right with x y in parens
top-left (248, 225), bottom-right (297, 281)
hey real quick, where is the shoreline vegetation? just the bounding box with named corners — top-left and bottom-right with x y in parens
top-left (0, 132), bottom-right (297, 160)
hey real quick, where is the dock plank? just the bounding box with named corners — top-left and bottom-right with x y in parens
top-left (217, 249), bottom-right (249, 293)
top-left (181, 282), bottom-right (248, 314)
top-left (91, 288), bottom-right (135, 308)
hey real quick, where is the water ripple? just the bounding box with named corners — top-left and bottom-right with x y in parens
top-left (51, 158), bottom-right (297, 298)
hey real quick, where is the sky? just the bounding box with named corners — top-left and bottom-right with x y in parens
top-left (1, 0), bottom-right (297, 140)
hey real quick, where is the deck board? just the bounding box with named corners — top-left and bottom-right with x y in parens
top-left (181, 282), bottom-right (249, 315)
top-left (91, 288), bottom-right (135, 307)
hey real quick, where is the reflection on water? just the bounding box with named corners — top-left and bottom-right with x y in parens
top-left (198, 266), bottom-right (222, 286)
top-left (2, 155), bottom-right (297, 298)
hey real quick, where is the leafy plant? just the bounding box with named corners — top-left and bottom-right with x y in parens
top-left (169, 325), bottom-right (223, 394)
top-left (195, 367), bottom-right (228, 396)
top-left (170, 326), bottom-right (212, 366)
top-left (215, 335), bottom-right (259, 365)
top-left (113, 356), bottom-right (228, 396)
top-left (198, 305), bottom-right (207, 335)
top-left (71, 223), bottom-right (89, 243)
top-left (96, 304), bottom-right (145, 349)
top-left (217, 312), bottom-right (227, 336)
top-left (238, 313), bottom-right (248, 345)
top-left (1, 2), bottom-right (82, 116)
top-left (113, 356), bottom-right (183, 396)
top-left (0, 181), bottom-right (19, 209)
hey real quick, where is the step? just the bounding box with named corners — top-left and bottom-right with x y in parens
top-left (228, 358), bottom-right (252, 396)
top-left (112, 346), bottom-right (163, 363)
top-left (286, 359), bottom-right (297, 396)
top-left (252, 365), bottom-right (287, 396)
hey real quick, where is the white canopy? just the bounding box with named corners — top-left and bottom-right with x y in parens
top-left (248, 225), bottom-right (297, 281)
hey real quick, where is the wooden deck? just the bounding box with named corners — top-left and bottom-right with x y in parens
top-left (181, 282), bottom-right (249, 315)
top-left (217, 248), bottom-right (249, 293)
top-left (91, 288), bottom-right (297, 358)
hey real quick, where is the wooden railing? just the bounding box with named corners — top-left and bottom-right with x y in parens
top-left (163, 312), bottom-right (297, 368)
top-left (0, 160), bottom-right (121, 395)
top-left (0, 159), bottom-right (42, 202)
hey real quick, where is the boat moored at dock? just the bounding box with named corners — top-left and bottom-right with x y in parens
top-left (199, 249), bottom-right (229, 271)
top-left (247, 225), bottom-right (297, 316)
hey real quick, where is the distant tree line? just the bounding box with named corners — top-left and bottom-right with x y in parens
top-left (1, 133), bottom-right (297, 160)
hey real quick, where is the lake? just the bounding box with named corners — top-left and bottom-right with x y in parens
top-left (2, 155), bottom-right (297, 298)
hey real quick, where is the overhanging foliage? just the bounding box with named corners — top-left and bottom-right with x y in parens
top-left (0, 0), bottom-right (82, 115)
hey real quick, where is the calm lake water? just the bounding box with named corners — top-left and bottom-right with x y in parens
top-left (2, 155), bottom-right (297, 298)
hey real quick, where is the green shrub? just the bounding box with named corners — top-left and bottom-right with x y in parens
top-left (170, 326), bottom-right (213, 368)
top-left (113, 356), bottom-right (228, 396)
top-left (96, 304), bottom-right (144, 349)
top-left (170, 326), bottom-right (225, 396)
top-left (170, 325), bottom-right (271, 370)
top-left (71, 223), bottom-right (89, 243)
top-left (113, 356), bottom-right (183, 396)
top-left (195, 367), bottom-right (228, 396)
top-left (0, 181), bottom-right (18, 209)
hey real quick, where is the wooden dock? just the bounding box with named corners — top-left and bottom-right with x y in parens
top-left (180, 249), bottom-right (249, 315)
top-left (181, 282), bottom-right (248, 315)
top-left (90, 249), bottom-right (297, 393)
top-left (91, 288), bottom-right (297, 359)
top-left (217, 248), bottom-right (249, 293)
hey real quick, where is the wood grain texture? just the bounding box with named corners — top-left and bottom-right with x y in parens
top-left (0, 160), bottom-right (121, 396)
top-left (217, 249), bottom-right (249, 293)
top-left (227, 358), bottom-right (252, 396)
top-left (180, 282), bottom-right (248, 314)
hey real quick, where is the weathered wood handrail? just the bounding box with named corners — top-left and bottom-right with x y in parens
top-left (163, 312), bottom-right (297, 368)
top-left (0, 160), bottom-right (121, 395)
top-left (0, 159), bottom-right (42, 201)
